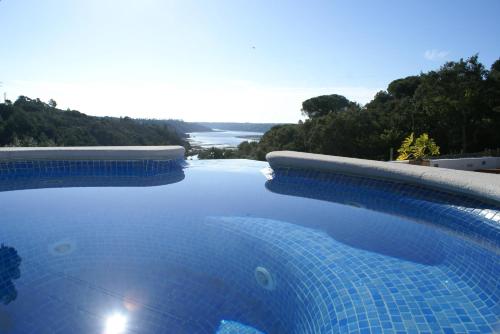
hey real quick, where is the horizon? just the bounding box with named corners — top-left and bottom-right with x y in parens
top-left (1, 0), bottom-right (500, 122)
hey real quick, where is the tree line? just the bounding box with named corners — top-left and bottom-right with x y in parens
top-left (208, 55), bottom-right (500, 161)
top-left (0, 96), bottom-right (186, 147)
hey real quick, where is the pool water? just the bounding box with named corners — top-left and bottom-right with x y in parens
top-left (0, 159), bottom-right (498, 333)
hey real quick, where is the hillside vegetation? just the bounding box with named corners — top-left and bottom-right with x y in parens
top-left (207, 55), bottom-right (500, 161)
top-left (137, 119), bottom-right (213, 134)
top-left (0, 97), bottom-right (185, 147)
top-left (2, 55), bottom-right (498, 162)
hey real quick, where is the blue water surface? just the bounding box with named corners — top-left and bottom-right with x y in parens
top-left (0, 159), bottom-right (498, 333)
top-left (187, 130), bottom-right (262, 149)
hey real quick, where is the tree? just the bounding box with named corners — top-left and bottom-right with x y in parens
top-left (228, 54), bottom-right (500, 161)
top-left (387, 76), bottom-right (421, 98)
top-left (48, 99), bottom-right (57, 108)
top-left (301, 94), bottom-right (357, 118)
top-left (414, 55), bottom-right (488, 153)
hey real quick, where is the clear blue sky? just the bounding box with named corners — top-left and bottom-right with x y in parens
top-left (1, 0), bottom-right (499, 122)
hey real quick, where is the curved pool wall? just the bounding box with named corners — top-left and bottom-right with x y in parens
top-left (0, 159), bottom-right (185, 192)
top-left (266, 168), bottom-right (500, 250)
top-left (266, 151), bottom-right (500, 205)
top-left (264, 168), bottom-right (499, 332)
top-left (0, 146), bottom-right (186, 191)
top-left (263, 151), bottom-right (499, 332)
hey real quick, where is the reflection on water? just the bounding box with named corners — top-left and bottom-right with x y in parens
top-left (104, 313), bottom-right (127, 334)
top-left (0, 244), bottom-right (21, 305)
top-left (0, 159), bottom-right (185, 192)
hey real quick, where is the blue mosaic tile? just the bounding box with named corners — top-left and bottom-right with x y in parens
top-left (267, 167), bottom-right (500, 249)
top-left (0, 159), bottom-right (185, 191)
top-left (0, 160), bottom-right (498, 333)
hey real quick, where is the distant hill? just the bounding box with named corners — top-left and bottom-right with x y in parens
top-left (136, 119), bottom-right (213, 134)
top-left (0, 96), bottom-right (186, 147)
top-left (197, 122), bottom-right (283, 133)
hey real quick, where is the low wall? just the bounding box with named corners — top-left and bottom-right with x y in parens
top-left (266, 151), bottom-right (500, 205)
top-left (429, 156), bottom-right (500, 171)
top-left (0, 146), bottom-right (185, 161)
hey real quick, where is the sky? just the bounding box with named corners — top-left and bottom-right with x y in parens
top-left (1, 0), bottom-right (499, 123)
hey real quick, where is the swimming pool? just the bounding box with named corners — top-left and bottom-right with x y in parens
top-left (0, 158), bottom-right (498, 333)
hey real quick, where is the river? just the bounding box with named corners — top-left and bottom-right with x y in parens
top-left (187, 130), bottom-right (263, 149)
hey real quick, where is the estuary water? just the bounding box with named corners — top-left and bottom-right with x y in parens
top-left (187, 130), bottom-right (263, 149)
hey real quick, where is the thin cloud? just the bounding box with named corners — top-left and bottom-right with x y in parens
top-left (424, 49), bottom-right (449, 61)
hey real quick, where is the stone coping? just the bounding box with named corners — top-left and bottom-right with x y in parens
top-left (0, 146), bottom-right (185, 161)
top-left (266, 151), bottom-right (500, 205)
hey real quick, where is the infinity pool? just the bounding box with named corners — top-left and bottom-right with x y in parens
top-left (0, 159), bottom-right (498, 333)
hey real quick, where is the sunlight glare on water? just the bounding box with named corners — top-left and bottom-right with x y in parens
top-left (104, 313), bottom-right (127, 334)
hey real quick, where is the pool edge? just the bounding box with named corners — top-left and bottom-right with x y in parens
top-left (266, 151), bottom-right (500, 205)
top-left (0, 146), bottom-right (186, 161)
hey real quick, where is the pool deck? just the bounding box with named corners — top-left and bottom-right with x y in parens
top-left (267, 151), bottom-right (500, 205)
top-left (0, 146), bottom-right (186, 161)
